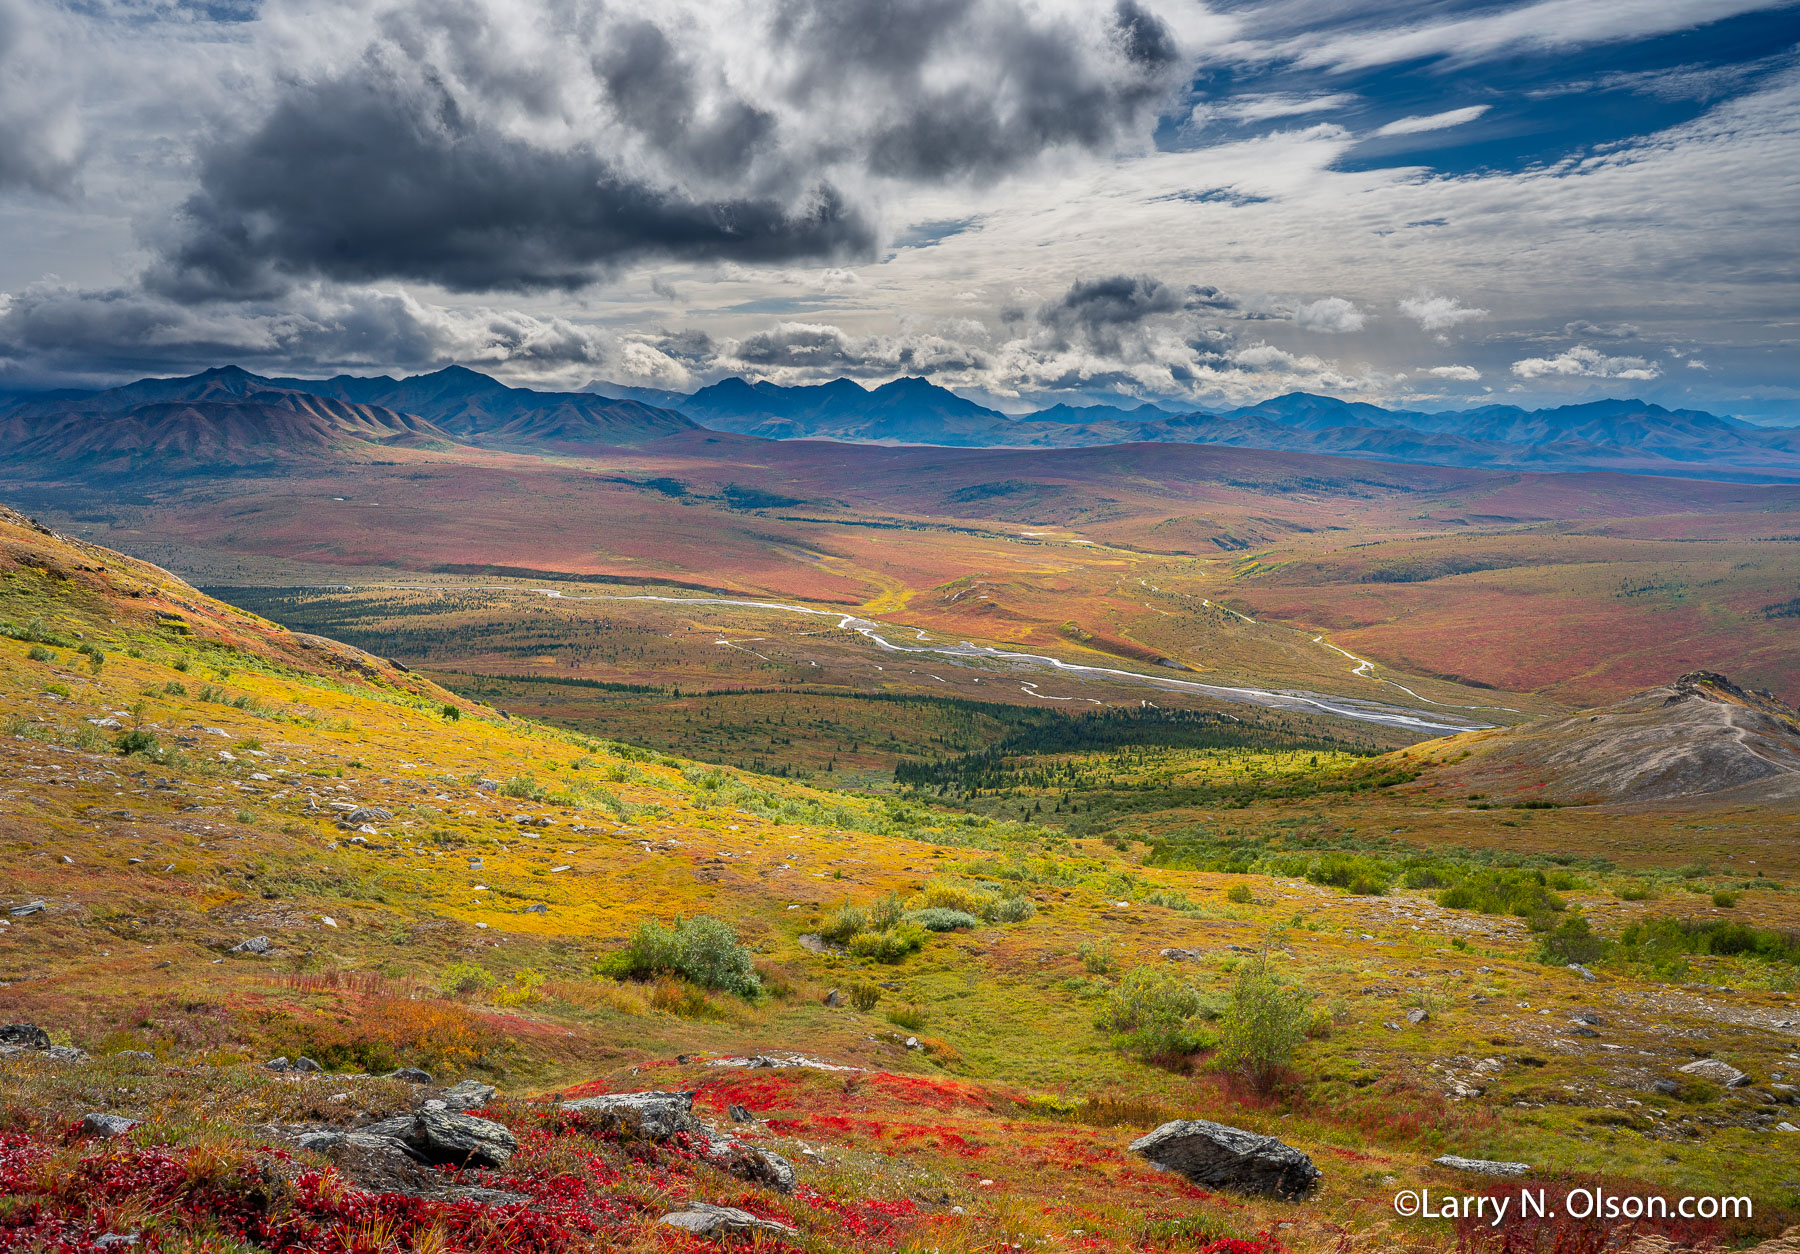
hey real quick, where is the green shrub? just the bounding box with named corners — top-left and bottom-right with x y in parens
top-left (1537, 914), bottom-right (1604, 965)
top-left (868, 891), bottom-right (906, 931)
top-left (26, 645), bottom-right (53, 663)
top-left (1216, 956), bottom-right (1312, 1092)
top-left (848, 982), bottom-right (882, 1012)
top-left (1098, 967), bottom-right (1217, 1061)
top-left (820, 904), bottom-right (868, 945)
top-left (1078, 939), bottom-right (1115, 974)
top-left (499, 775), bottom-right (545, 801)
top-left (1617, 883), bottom-right (1651, 902)
top-left (440, 703), bottom-right (461, 721)
top-left (1307, 853), bottom-right (1390, 896)
top-left (163, 681), bottom-right (187, 696)
top-left (114, 729), bottom-right (161, 759)
top-left (916, 877), bottom-right (1000, 919)
top-left (848, 922), bottom-right (927, 963)
top-left (990, 895), bottom-right (1036, 923)
top-left (886, 1005), bottom-right (929, 1030)
top-left (1712, 890), bottom-right (1740, 908)
top-left (610, 915), bottom-right (761, 998)
top-left (1225, 883), bottom-right (1254, 904)
top-left (442, 961), bottom-right (497, 996)
top-left (908, 907), bottom-right (981, 932)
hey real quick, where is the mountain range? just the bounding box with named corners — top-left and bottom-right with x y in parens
top-left (3, 364), bottom-right (1796, 481)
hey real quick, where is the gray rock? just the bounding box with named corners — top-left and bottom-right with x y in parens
top-left (1568, 963), bottom-right (1597, 981)
top-left (346, 808), bottom-right (392, 824)
top-left (265, 1056), bottom-right (292, 1071)
top-left (1434, 1154), bottom-right (1531, 1177)
top-left (93, 1235), bottom-right (138, 1249)
top-left (1679, 1058), bottom-right (1750, 1087)
top-left (1568, 1026), bottom-right (1600, 1038)
top-left (729, 1103), bottom-right (754, 1123)
top-left (441, 1079), bottom-right (496, 1111)
top-left (231, 937), bottom-right (273, 955)
top-left (361, 1109), bottom-right (518, 1168)
top-left (0, 1024), bottom-right (50, 1050)
top-left (522, 904), bottom-right (547, 915)
top-left (1651, 1079), bottom-right (1681, 1097)
top-left (561, 1090), bottom-right (700, 1140)
top-left (296, 1130), bottom-right (346, 1152)
top-left (115, 1051), bottom-right (155, 1061)
top-left (1160, 948), bottom-right (1202, 962)
top-left (706, 1138), bottom-right (797, 1193)
top-left (46, 1045), bottom-right (89, 1063)
top-left (657, 1205), bottom-right (796, 1239)
top-left (1406, 1008), bottom-right (1430, 1025)
top-left (8, 901), bottom-right (46, 918)
top-left (823, 988), bottom-right (841, 1007)
top-left (1129, 1119), bottom-right (1321, 1199)
top-left (293, 1056), bottom-right (323, 1074)
top-left (82, 1113), bottom-right (139, 1138)
top-left (389, 1067), bottom-right (433, 1085)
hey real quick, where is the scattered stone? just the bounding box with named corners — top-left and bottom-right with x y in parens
top-left (562, 1090), bottom-right (701, 1140)
top-left (0, 1024), bottom-right (50, 1050)
top-left (1406, 1008), bottom-right (1430, 1025)
top-left (1129, 1119), bottom-right (1321, 1200)
top-left (1572, 1012), bottom-right (1604, 1026)
top-left (904, 1036), bottom-right (922, 1050)
top-left (360, 1109), bottom-right (518, 1168)
top-left (81, 1113), bottom-right (138, 1138)
top-left (265, 1056), bottom-right (324, 1074)
top-left (657, 1205), bottom-right (796, 1239)
top-left (230, 937), bottom-right (273, 955)
top-left (440, 1079), bottom-right (496, 1111)
top-left (1679, 1058), bottom-right (1751, 1087)
top-left (389, 1067), bottom-right (433, 1085)
top-left (1434, 1155), bottom-right (1532, 1177)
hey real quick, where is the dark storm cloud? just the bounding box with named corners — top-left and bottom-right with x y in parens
top-left (147, 0), bottom-right (1187, 300)
top-left (1037, 274), bottom-right (1239, 353)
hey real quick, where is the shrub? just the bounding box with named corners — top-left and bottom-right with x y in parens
top-left (442, 961), bottom-right (497, 996)
top-left (1216, 955), bottom-right (1312, 1093)
top-left (611, 915), bottom-right (762, 998)
top-left (1618, 883), bottom-right (1652, 901)
top-left (990, 894), bottom-right (1036, 923)
top-left (440, 703), bottom-right (461, 721)
top-left (849, 922), bottom-right (927, 963)
top-left (163, 681), bottom-right (187, 696)
top-left (1537, 914), bottom-right (1604, 965)
top-left (114, 729), bottom-right (161, 759)
top-left (499, 775), bottom-right (545, 801)
top-left (26, 645), bottom-right (53, 663)
top-left (1099, 966), bottom-right (1216, 1060)
top-left (820, 904), bottom-right (868, 945)
top-left (908, 907), bottom-right (981, 932)
top-left (887, 1005), bottom-right (929, 1030)
top-left (848, 982), bottom-right (882, 1011)
top-left (917, 877), bottom-right (1000, 919)
top-left (1712, 890), bottom-right (1740, 908)
top-left (1225, 883), bottom-right (1254, 904)
top-left (1078, 939), bottom-right (1115, 974)
top-left (868, 891), bottom-right (907, 931)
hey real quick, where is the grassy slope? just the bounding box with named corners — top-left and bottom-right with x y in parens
top-left (2, 505), bottom-right (1799, 1252)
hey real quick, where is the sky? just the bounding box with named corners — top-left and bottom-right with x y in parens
top-left (1, 0), bottom-right (1798, 419)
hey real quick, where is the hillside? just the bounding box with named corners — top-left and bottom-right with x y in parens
top-left (1405, 671), bottom-right (1800, 806)
top-left (3, 502), bottom-right (1800, 1253)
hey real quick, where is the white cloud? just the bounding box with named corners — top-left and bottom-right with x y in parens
top-left (1424, 364), bottom-right (1481, 381)
top-left (1399, 294), bottom-right (1488, 333)
top-left (1190, 92), bottom-right (1359, 129)
top-left (1373, 106), bottom-right (1491, 138)
top-left (1291, 296), bottom-right (1366, 333)
top-left (1511, 344), bottom-right (1663, 381)
top-left (1686, 358), bottom-right (1710, 370)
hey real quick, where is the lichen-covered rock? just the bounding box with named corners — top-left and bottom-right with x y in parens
top-left (1679, 1058), bottom-right (1750, 1087)
top-left (657, 1204), bottom-right (796, 1239)
top-left (706, 1138), bottom-right (797, 1193)
top-left (81, 1113), bottom-right (138, 1139)
top-left (1434, 1154), bottom-right (1532, 1177)
top-left (361, 1109), bottom-right (518, 1167)
top-left (561, 1090), bottom-right (700, 1140)
top-left (440, 1079), bottom-right (496, 1111)
top-left (1129, 1119), bottom-right (1321, 1199)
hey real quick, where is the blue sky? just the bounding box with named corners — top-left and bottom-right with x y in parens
top-left (1, 0), bottom-right (1797, 419)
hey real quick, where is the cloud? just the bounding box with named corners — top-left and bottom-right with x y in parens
top-left (1189, 92), bottom-right (1358, 130)
top-left (148, 0), bottom-right (1190, 298)
top-left (1399, 295), bottom-right (1488, 333)
top-left (1686, 358), bottom-right (1710, 370)
top-left (1291, 296), bottom-right (1365, 333)
top-left (1563, 319), bottom-right (1639, 339)
top-left (1510, 344), bottom-right (1662, 381)
top-left (1423, 364), bottom-right (1482, 381)
top-left (1372, 106), bottom-right (1490, 138)
top-left (0, 0), bottom-right (83, 194)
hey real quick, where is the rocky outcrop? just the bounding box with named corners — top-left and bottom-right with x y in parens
top-left (1678, 1058), bottom-right (1751, 1087)
top-left (360, 1109), bottom-right (518, 1168)
top-left (1129, 1119), bottom-right (1321, 1199)
top-left (561, 1090), bottom-right (701, 1139)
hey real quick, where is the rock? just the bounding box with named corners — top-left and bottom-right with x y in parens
top-left (657, 1205), bottom-right (796, 1239)
top-left (1568, 1026), bottom-right (1600, 1038)
top-left (1777, 1122), bottom-right (1799, 1133)
top-left (1568, 963), bottom-right (1597, 981)
top-left (93, 1235), bottom-right (138, 1249)
top-left (904, 1036), bottom-right (922, 1050)
top-left (389, 1067), bottom-right (433, 1085)
top-left (0, 1024), bottom-right (51, 1050)
top-left (823, 988), bottom-right (841, 1007)
top-left (361, 1109), bottom-right (518, 1168)
top-left (1406, 1008), bottom-right (1430, 1025)
top-left (522, 904), bottom-right (547, 915)
top-left (1651, 1079), bottom-right (1681, 1097)
top-left (706, 1138), bottom-right (797, 1193)
top-left (8, 901), bottom-right (46, 917)
top-left (1434, 1154), bottom-right (1531, 1177)
top-left (81, 1113), bottom-right (138, 1139)
top-left (1129, 1119), bottom-right (1322, 1199)
top-left (293, 1056), bottom-right (323, 1074)
top-left (1160, 948), bottom-right (1202, 962)
top-left (115, 1051), bottom-right (155, 1061)
top-left (561, 1090), bottom-right (700, 1140)
top-left (230, 937), bottom-right (272, 955)
top-left (1679, 1058), bottom-right (1751, 1087)
top-left (729, 1103), bottom-right (754, 1123)
top-left (46, 1045), bottom-right (89, 1063)
top-left (1571, 1012), bottom-right (1604, 1026)
top-left (441, 1079), bottom-right (496, 1111)
top-left (346, 807), bottom-right (392, 825)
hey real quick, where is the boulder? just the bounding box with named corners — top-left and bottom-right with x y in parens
top-left (729, 1103), bottom-right (754, 1123)
top-left (657, 1205), bottom-right (796, 1239)
top-left (389, 1067), bottom-right (433, 1085)
top-left (81, 1113), bottom-right (138, 1139)
top-left (0, 1024), bottom-right (50, 1050)
top-left (1160, 948), bottom-right (1202, 962)
top-left (441, 1079), bottom-right (496, 1111)
top-left (8, 901), bottom-right (46, 918)
top-left (1679, 1058), bottom-right (1750, 1087)
top-left (561, 1090), bottom-right (700, 1140)
top-left (361, 1109), bottom-right (518, 1168)
top-left (823, 989), bottom-right (841, 1007)
top-left (706, 1138), bottom-right (797, 1193)
top-left (1434, 1154), bottom-right (1532, 1177)
top-left (230, 937), bottom-right (273, 955)
top-left (1129, 1119), bottom-right (1321, 1200)
top-left (1406, 1008), bottom-right (1430, 1025)
top-left (46, 1045), bottom-right (89, 1063)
